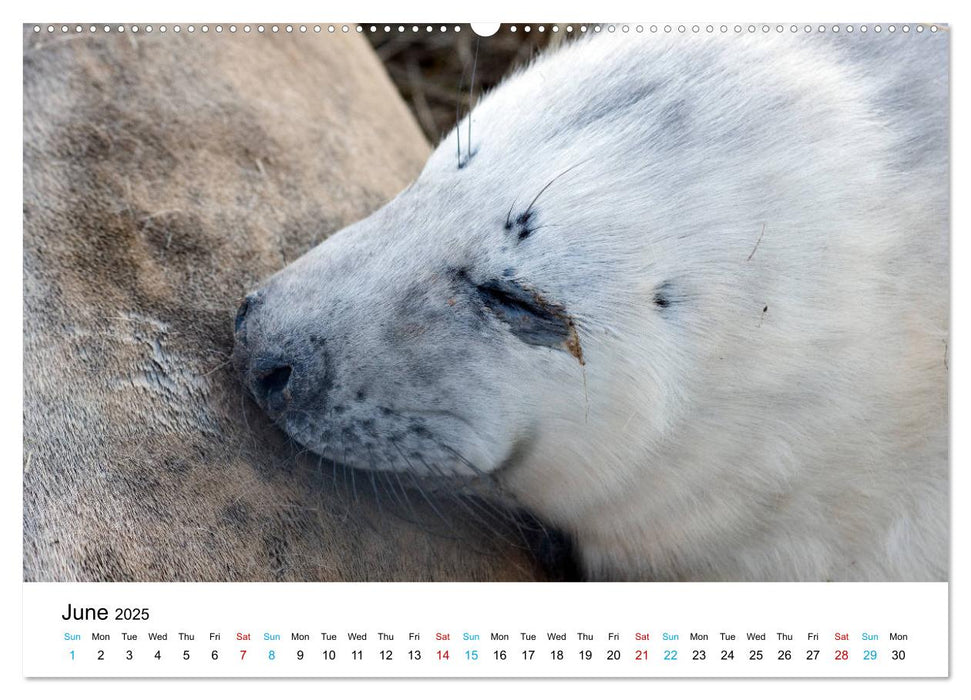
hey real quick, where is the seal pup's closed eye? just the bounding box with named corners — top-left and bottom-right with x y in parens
top-left (233, 32), bottom-right (948, 582)
top-left (465, 272), bottom-right (580, 360)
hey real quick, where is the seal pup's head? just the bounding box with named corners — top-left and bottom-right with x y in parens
top-left (232, 34), bottom-right (813, 524)
top-left (232, 36), bottom-right (685, 505)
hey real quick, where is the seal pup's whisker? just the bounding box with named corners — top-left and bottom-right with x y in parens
top-left (430, 442), bottom-right (539, 552)
top-left (377, 457), bottom-right (419, 526)
top-left (391, 440), bottom-right (460, 534)
top-left (746, 222), bottom-right (767, 262)
top-left (314, 453), bottom-right (330, 524)
top-left (197, 358), bottom-right (232, 378)
top-left (455, 104), bottom-right (462, 168)
top-left (337, 429), bottom-right (353, 525)
top-left (438, 442), bottom-right (501, 484)
top-left (341, 454), bottom-right (382, 536)
top-left (386, 468), bottom-right (420, 523)
top-left (378, 446), bottom-right (466, 541)
top-left (455, 66), bottom-right (463, 168)
top-left (449, 489), bottom-right (525, 549)
top-left (365, 445), bottom-right (386, 519)
top-left (414, 453), bottom-right (521, 548)
top-left (454, 37), bottom-right (469, 169)
top-left (436, 440), bottom-right (557, 554)
top-left (309, 406), bottom-right (345, 518)
top-left (521, 157), bottom-right (593, 221)
top-left (238, 384), bottom-right (252, 434)
top-left (504, 199), bottom-right (517, 230)
top-left (467, 37), bottom-right (479, 166)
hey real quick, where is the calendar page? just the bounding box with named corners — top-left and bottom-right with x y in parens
top-left (20, 5), bottom-right (953, 689)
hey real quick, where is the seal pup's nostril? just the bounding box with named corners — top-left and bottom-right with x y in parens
top-left (256, 364), bottom-right (293, 409)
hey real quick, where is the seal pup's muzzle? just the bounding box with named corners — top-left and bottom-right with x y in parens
top-left (232, 290), bottom-right (327, 422)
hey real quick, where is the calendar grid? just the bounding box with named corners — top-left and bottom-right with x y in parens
top-left (23, 582), bottom-right (948, 678)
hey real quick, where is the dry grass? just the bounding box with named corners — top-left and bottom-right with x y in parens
top-left (367, 26), bottom-right (576, 143)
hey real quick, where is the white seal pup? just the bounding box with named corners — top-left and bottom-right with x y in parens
top-left (233, 31), bottom-right (949, 581)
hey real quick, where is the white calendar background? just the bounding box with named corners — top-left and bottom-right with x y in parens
top-left (8, 0), bottom-right (969, 696)
top-left (23, 582), bottom-right (947, 677)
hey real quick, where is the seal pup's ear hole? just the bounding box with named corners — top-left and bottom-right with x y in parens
top-left (652, 281), bottom-right (683, 315)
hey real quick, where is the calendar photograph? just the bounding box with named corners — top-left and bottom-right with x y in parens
top-left (23, 22), bottom-right (949, 587)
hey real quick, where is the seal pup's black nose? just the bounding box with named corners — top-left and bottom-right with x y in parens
top-left (233, 291), bottom-right (294, 415)
top-left (232, 288), bottom-right (329, 420)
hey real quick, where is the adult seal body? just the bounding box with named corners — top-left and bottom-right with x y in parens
top-left (23, 28), bottom-right (543, 582)
top-left (234, 32), bottom-right (949, 581)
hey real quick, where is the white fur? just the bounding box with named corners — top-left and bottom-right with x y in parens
top-left (255, 32), bottom-right (948, 581)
